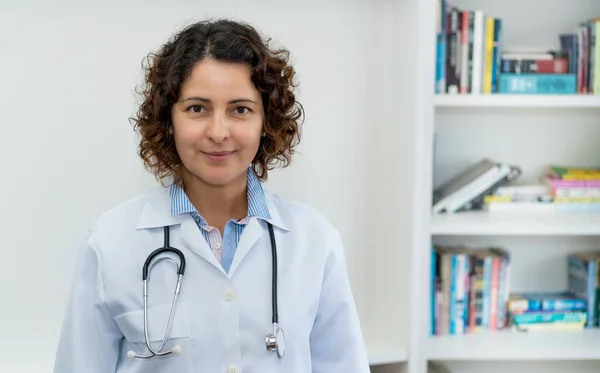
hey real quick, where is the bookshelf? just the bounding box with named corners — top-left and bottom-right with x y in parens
top-left (430, 211), bottom-right (600, 236)
top-left (406, 0), bottom-right (600, 372)
top-left (435, 95), bottom-right (600, 108)
top-left (427, 329), bottom-right (600, 361)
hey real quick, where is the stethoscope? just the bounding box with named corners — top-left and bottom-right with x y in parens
top-left (126, 222), bottom-right (285, 360)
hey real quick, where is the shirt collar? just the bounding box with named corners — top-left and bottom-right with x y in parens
top-left (169, 167), bottom-right (272, 224)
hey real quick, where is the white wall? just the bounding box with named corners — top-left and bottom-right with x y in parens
top-left (0, 0), bottom-right (414, 371)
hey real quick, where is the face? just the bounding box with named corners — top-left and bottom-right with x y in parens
top-left (171, 58), bottom-right (264, 187)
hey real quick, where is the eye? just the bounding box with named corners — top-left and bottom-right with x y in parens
top-left (233, 106), bottom-right (251, 115)
top-left (186, 105), bottom-right (206, 113)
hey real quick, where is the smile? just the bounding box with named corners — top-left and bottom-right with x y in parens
top-left (201, 151), bottom-right (236, 162)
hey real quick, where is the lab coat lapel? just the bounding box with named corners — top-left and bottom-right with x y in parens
top-left (228, 218), bottom-right (264, 276)
top-left (179, 216), bottom-right (226, 275)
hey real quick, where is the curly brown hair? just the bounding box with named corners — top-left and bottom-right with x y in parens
top-left (130, 18), bottom-right (304, 186)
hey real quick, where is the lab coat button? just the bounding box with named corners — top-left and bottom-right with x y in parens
top-left (228, 365), bottom-right (239, 373)
top-left (224, 289), bottom-right (235, 301)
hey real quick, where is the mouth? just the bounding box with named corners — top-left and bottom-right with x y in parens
top-left (201, 150), bottom-right (236, 162)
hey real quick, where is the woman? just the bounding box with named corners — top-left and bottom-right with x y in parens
top-left (54, 18), bottom-right (370, 373)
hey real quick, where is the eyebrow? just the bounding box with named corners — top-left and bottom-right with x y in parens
top-left (179, 96), bottom-right (257, 104)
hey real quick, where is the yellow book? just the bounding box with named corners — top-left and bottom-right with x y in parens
top-left (554, 197), bottom-right (600, 203)
top-left (483, 17), bottom-right (495, 94)
top-left (484, 195), bottom-right (511, 204)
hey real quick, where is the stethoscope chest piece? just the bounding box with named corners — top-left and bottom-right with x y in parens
top-left (266, 323), bottom-right (285, 358)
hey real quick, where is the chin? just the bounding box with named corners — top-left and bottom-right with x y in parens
top-left (195, 166), bottom-right (246, 187)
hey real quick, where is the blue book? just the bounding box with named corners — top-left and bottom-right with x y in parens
top-left (499, 73), bottom-right (577, 94)
top-left (568, 252), bottom-right (600, 327)
top-left (435, 0), bottom-right (447, 93)
top-left (491, 18), bottom-right (502, 92)
top-left (508, 291), bottom-right (587, 313)
top-left (512, 311), bottom-right (587, 325)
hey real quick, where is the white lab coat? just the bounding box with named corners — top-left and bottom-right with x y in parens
top-left (53, 185), bottom-right (370, 373)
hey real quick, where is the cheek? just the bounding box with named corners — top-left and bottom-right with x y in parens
top-left (173, 122), bottom-right (203, 149)
top-left (238, 123), bottom-right (263, 150)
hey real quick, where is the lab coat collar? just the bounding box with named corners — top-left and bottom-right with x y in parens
top-left (135, 185), bottom-right (289, 232)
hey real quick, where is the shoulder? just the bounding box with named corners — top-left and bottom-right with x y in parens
top-left (85, 188), bottom-right (158, 245)
top-left (264, 189), bottom-right (342, 244)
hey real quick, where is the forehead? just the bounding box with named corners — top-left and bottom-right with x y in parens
top-left (179, 59), bottom-right (259, 99)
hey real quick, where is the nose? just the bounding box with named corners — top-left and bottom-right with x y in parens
top-left (207, 114), bottom-right (229, 143)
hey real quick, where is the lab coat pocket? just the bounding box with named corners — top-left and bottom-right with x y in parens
top-left (113, 302), bottom-right (193, 371)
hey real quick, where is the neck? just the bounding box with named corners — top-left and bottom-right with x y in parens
top-left (181, 170), bottom-right (248, 232)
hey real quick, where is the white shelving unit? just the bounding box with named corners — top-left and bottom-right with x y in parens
top-left (405, 0), bottom-right (600, 373)
top-left (430, 211), bottom-right (600, 236)
top-left (435, 95), bottom-right (600, 108)
top-left (427, 329), bottom-right (600, 361)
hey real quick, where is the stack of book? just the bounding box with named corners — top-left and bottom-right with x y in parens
top-left (543, 165), bottom-right (600, 212)
top-left (432, 158), bottom-right (522, 214)
top-left (482, 165), bottom-right (600, 213)
top-left (499, 50), bottom-right (576, 95)
top-left (506, 291), bottom-right (587, 331)
top-left (435, 0), bottom-right (600, 94)
top-left (431, 245), bottom-right (511, 335)
top-left (507, 250), bottom-right (600, 331)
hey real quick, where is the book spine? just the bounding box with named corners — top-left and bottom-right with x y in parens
top-left (592, 21), bottom-right (600, 94)
top-left (483, 16), bottom-right (494, 93)
top-left (461, 254), bottom-right (470, 333)
top-left (512, 311), bottom-right (587, 325)
top-left (482, 256), bottom-right (492, 329)
top-left (460, 11), bottom-right (470, 94)
top-left (471, 10), bottom-right (484, 94)
top-left (498, 73), bottom-right (577, 94)
top-left (491, 18), bottom-right (502, 92)
top-left (500, 58), bottom-right (568, 74)
top-left (489, 257), bottom-right (500, 329)
top-left (449, 255), bottom-right (457, 334)
top-left (467, 11), bottom-right (474, 93)
top-left (441, 254), bottom-right (451, 334)
top-left (567, 256), bottom-right (596, 327)
top-left (475, 258), bottom-right (485, 331)
top-left (543, 298), bottom-right (587, 312)
top-left (497, 256), bottom-right (506, 328)
top-left (589, 22), bottom-right (595, 93)
top-left (431, 248), bottom-right (437, 335)
top-left (447, 8), bottom-right (460, 94)
top-left (559, 34), bottom-right (578, 75)
top-left (577, 28), bottom-right (584, 92)
top-left (501, 255), bottom-right (511, 329)
top-left (435, 0), bottom-right (447, 93)
top-left (467, 256), bottom-right (478, 332)
top-left (554, 187), bottom-right (600, 198)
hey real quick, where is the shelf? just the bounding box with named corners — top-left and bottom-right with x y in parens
top-left (434, 94), bottom-right (600, 108)
top-left (367, 345), bottom-right (408, 366)
top-left (427, 329), bottom-right (600, 361)
top-left (430, 211), bottom-right (600, 236)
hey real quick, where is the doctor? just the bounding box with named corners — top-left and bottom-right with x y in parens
top-left (54, 18), bottom-right (370, 373)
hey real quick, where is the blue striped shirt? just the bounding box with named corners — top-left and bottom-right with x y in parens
top-left (169, 167), bottom-right (271, 273)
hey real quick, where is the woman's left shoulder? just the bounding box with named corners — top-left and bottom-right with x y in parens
top-left (264, 190), bottom-right (341, 239)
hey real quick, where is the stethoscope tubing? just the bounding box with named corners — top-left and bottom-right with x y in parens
top-left (130, 223), bottom-right (282, 360)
